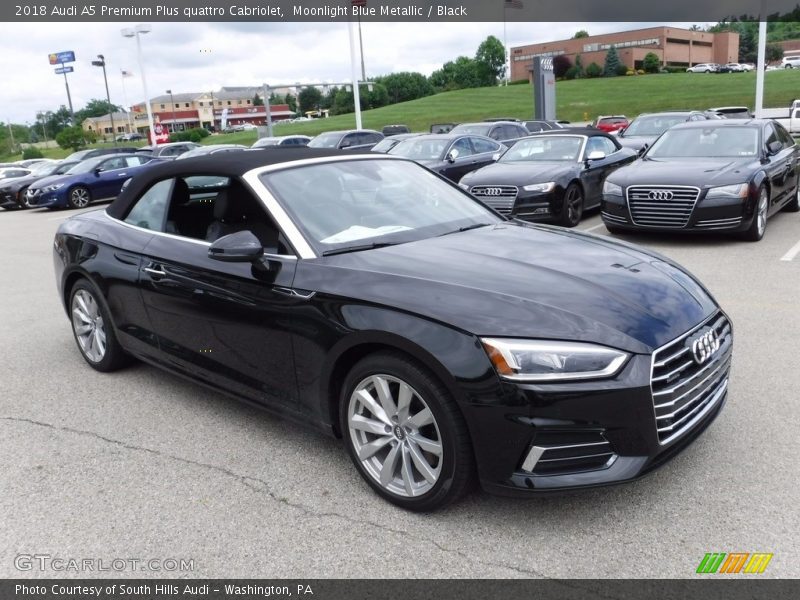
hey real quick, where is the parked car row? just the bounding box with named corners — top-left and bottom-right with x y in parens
top-left (686, 62), bottom-right (754, 73)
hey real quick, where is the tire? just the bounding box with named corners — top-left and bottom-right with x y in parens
top-left (69, 279), bottom-right (132, 372)
top-left (782, 184), bottom-right (800, 212)
top-left (558, 183), bottom-right (584, 227)
top-left (67, 186), bottom-right (92, 209)
top-left (340, 352), bottom-right (474, 511)
top-left (18, 187), bottom-right (32, 209)
top-left (786, 64), bottom-right (793, 69)
top-left (741, 185), bottom-right (769, 241)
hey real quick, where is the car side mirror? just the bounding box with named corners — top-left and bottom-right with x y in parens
top-left (767, 140), bottom-right (782, 155)
top-left (93, 167), bottom-right (104, 175)
top-left (491, 152), bottom-right (501, 161)
top-left (446, 150), bottom-right (457, 163)
top-left (586, 151), bottom-right (606, 161)
top-left (208, 230), bottom-right (264, 263)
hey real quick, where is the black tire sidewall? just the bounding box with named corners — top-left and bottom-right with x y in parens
top-left (339, 352), bottom-right (472, 511)
top-left (742, 185), bottom-right (768, 241)
top-left (559, 183), bottom-right (583, 227)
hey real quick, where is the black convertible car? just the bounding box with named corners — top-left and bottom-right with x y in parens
top-left (54, 149), bottom-right (731, 510)
top-left (602, 120), bottom-right (800, 241)
top-left (460, 129), bottom-right (637, 227)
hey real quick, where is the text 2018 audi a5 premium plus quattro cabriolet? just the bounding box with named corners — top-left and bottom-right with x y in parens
top-left (53, 149), bottom-right (732, 511)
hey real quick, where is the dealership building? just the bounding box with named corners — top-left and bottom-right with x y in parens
top-left (510, 26), bottom-right (739, 80)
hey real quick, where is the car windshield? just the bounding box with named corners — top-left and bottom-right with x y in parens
top-left (624, 115), bottom-right (689, 137)
top-left (254, 138), bottom-right (279, 147)
top-left (370, 138), bottom-right (400, 153)
top-left (389, 138), bottom-right (448, 160)
top-left (450, 124), bottom-right (491, 136)
top-left (64, 149), bottom-right (92, 161)
top-left (500, 136), bottom-right (583, 162)
top-left (30, 161), bottom-right (59, 176)
top-left (65, 156), bottom-right (105, 174)
top-left (308, 133), bottom-right (344, 148)
top-left (261, 159), bottom-right (501, 254)
top-left (647, 127), bottom-right (759, 158)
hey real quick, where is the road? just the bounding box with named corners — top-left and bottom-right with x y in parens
top-left (1, 202), bottom-right (798, 579)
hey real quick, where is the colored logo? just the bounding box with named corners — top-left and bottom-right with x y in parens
top-left (696, 552), bottom-right (773, 574)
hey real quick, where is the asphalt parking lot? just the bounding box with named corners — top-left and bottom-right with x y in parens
top-left (1, 202), bottom-right (798, 579)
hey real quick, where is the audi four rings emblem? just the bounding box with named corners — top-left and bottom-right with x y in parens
top-left (481, 187), bottom-right (504, 196)
top-left (690, 329), bottom-right (720, 365)
top-left (648, 190), bottom-right (674, 200)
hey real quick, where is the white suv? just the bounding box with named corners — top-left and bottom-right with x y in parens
top-left (782, 56), bottom-right (800, 68)
top-left (686, 63), bottom-right (716, 73)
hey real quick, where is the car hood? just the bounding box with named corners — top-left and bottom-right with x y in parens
top-left (461, 161), bottom-right (575, 185)
top-left (0, 174), bottom-right (40, 191)
top-left (28, 173), bottom-right (78, 191)
top-left (617, 135), bottom-right (657, 150)
top-left (608, 157), bottom-right (756, 187)
top-left (296, 222), bottom-right (718, 353)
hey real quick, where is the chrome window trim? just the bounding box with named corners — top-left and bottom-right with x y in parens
top-left (242, 154), bottom-right (407, 260)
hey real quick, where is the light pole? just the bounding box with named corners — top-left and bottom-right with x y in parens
top-left (91, 54), bottom-right (116, 145)
top-left (120, 70), bottom-right (134, 133)
top-left (166, 89), bottom-right (177, 132)
top-left (122, 24), bottom-right (155, 145)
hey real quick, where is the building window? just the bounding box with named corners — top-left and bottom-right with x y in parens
top-left (185, 103), bottom-right (189, 107)
top-left (160, 104), bottom-right (165, 109)
top-left (246, 99), bottom-right (251, 104)
top-left (199, 102), bottom-right (204, 106)
top-left (227, 101), bottom-right (231, 105)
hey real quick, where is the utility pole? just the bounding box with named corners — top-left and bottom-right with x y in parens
top-left (92, 55), bottom-right (116, 145)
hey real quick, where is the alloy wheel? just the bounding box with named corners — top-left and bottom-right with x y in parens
top-left (348, 374), bottom-right (443, 498)
top-left (71, 289), bottom-right (107, 363)
top-left (70, 187), bottom-right (90, 208)
top-left (757, 188), bottom-right (768, 236)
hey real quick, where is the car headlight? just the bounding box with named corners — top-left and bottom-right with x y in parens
top-left (522, 182), bottom-right (555, 193)
top-left (481, 338), bottom-right (629, 382)
top-left (705, 183), bottom-right (748, 199)
top-left (603, 181), bottom-right (623, 195)
top-left (44, 183), bottom-right (65, 192)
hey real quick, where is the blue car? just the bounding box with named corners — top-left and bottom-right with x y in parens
top-left (25, 153), bottom-right (155, 209)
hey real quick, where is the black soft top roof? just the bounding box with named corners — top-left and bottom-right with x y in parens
top-left (106, 147), bottom-right (346, 219)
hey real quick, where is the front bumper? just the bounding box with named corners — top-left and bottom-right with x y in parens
top-left (25, 188), bottom-right (65, 208)
top-left (471, 186), bottom-right (567, 222)
top-left (601, 189), bottom-right (755, 232)
top-left (468, 312), bottom-right (731, 496)
top-left (0, 189), bottom-right (20, 208)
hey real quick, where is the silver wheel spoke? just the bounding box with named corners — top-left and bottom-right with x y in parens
top-left (380, 442), bottom-right (401, 487)
top-left (407, 440), bottom-right (438, 484)
top-left (357, 436), bottom-right (392, 461)
top-left (73, 308), bottom-right (91, 325)
top-left (94, 329), bottom-right (106, 356)
top-left (350, 414), bottom-right (390, 436)
top-left (400, 445), bottom-right (415, 496)
top-left (74, 323), bottom-right (92, 336)
top-left (75, 294), bottom-right (92, 319)
top-left (407, 407), bottom-right (433, 429)
top-left (396, 383), bottom-right (412, 424)
top-left (409, 433), bottom-right (442, 456)
top-left (373, 376), bottom-right (397, 419)
top-left (356, 389), bottom-right (392, 425)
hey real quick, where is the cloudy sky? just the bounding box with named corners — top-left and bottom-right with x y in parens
top-left (0, 21), bottom-right (698, 124)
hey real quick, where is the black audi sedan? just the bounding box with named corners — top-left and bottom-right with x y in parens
top-left (54, 149), bottom-right (732, 511)
top-left (459, 130), bottom-right (637, 226)
top-left (388, 133), bottom-right (505, 182)
top-left (602, 120), bottom-right (800, 241)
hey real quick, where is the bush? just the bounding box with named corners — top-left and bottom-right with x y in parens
top-left (626, 70), bottom-right (635, 76)
top-left (663, 66), bottom-right (686, 73)
top-left (188, 129), bottom-right (203, 143)
top-left (55, 126), bottom-right (87, 151)
top-left (169, 128), bottom-right (209, 143)
top-left (585, 62), bottom-right (603, 78)
top-left (637, 69), bottom-right (645, 75)
top-left (616, 64), bottom-right (630, 76)
top-left (643, 52), bottom-right (661, 73)
top-left (564, 66), bottom-right (581, 80)
top-left (509, 78), bottom-right (530, 85)
top-left (21, 147), bottom-right (44, 159)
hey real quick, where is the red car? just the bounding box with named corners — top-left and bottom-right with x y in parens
top-left (593, 115), bottom-right (629, 133)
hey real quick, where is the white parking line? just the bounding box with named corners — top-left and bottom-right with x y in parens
top-left (582, 223), bottom-right (607, 233)
top-left (46, 214), bottom-right (73, 221)
top-left (780, 239), bottom-right (800, 262)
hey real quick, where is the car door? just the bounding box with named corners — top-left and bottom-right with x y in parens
top-left (441, 137), bottom-right (479, 182)
top-left (468, 136), bottom-right (503, 172)
top-left (92, 156), bottom-right (130, 199)
top-left (763, 122), bottom-right (792, 205)
top-left (774, 123), bottom-right (799, 209)
top-left (136, 176), bottom-right (302, 410)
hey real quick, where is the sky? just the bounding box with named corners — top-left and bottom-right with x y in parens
top-left (0, 21), bottom-right (699, 124)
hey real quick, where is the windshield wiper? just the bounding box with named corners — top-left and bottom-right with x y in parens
top-left (440, 223), bottom-right (492, 236)
top-left (322, 241), bottom-right (402, 256)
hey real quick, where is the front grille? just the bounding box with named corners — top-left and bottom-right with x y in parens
top-left (601, 211), bottom-right (628, 224)
top-left (695, 217), bottom-right (742, 229)
top-left (470, 185), bottom-right (517, 214)
top-left (627, 185), bottom-right (700, 228)
top-left (651, 312), bottom-right (732, 444)
top-left (521, 431), bottom-right (615, 475)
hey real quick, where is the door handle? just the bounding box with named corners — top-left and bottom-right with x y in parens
top-left (144, 266), bottom-right (166, 279)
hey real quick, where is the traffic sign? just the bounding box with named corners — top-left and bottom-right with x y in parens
top-left (48, 51), bottom-right (75, 65)
top-left (54, 66), bottom-right (74, 75)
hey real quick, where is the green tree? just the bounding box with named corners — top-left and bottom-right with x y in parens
top-left (604, 45), bottom-right (622, 76)
top-left (364, 82), bottom-right (389, 109)
top-left (643, 52), bottom-right (661, 73)
top-left (475, 35), bottom-right (506, 83)
top-left (373, 72), bottom-right (434, 104)
top-left (74, 99), bottom-right (120, 124)
top-left (573, 30), bottom-right (589, 38)
top-left (585, 62), bottom-right (603, 78)
top-left (331, 88), bottom-right (354, 115)
top-left (252, 93), bottom-right (264, 106)
top-left (22, 147), bottom-right (44, 159)
top-left (55, 125), bottom-right (87, 151)
top-left (284, 93), bottom-right (297, 113)
top-left (430, 56), bottom-right (484, 90)
top-left (298, 86), bottom-right (324, 114)
top-left (43, 106), bottom-right (72, 137)
top-left (766, 43), bottom-right (784, 62)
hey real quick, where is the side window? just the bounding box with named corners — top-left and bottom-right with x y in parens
top-left (160, 146), bottom-right (181, 157)
top-left (511, 125), bottom-right (527, 138)
top-left (598, 137), bottom-right (618, 155)
top-left (488, 126), bottom-right (503, 141)
top-left (776, 123), bottom-right (795, 147)
top-left (449, 137), bottom-right (474, 159)
top-left (124, 179), bottom-right (174, 231)
top-left (102, 157), bottom-right (126, 171)
top-left (125, 156), bottom-right (144, 167)
top-left (340, 134), bottom-right (359, 148)
top-left (471, 137), bottom-right (500, 154)
top-left (365, 133), bottom-right (383, 145)
top-left (765, 123), bottom-right (780, 150)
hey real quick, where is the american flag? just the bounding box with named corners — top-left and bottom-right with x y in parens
top-left (121, 69), bottom-right (133, 77)
top-left (505, 0), bottom-right (523, 8)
